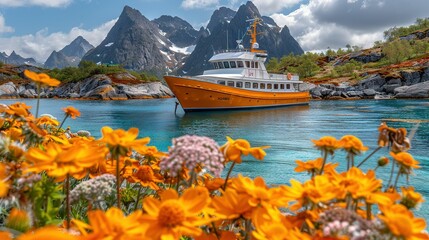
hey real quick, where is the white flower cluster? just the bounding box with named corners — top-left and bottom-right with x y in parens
top-left (160, 135), bottom-right (225, 177)
top-left (69, 174), bottom-right (115, 204)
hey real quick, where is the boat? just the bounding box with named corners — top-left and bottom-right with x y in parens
top-left (164, 18), bottom-right (310, 112)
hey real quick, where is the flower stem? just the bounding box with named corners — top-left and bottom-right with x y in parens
top-left (319, 150), bottom-right (328, 175)
top-left (134, 186), bottom-right (143, 211)
top-left (56, 115), bottom-right (69, 134)
top-left (356, 146), bottom-right (382, 168)
top-left (386, 161), bottom-right (396, 190)
top-left (393, 167), bottom-right (402, 189)
top-left (223, 162), bottom-right (236, 190)
top-left (366, 202), bottom-right (372, 220)
top-left (36, 84), bottom-right (41, 118)
top-left (115, 153), bottom-right (121, 209)
top-left (66, 174), bottom-right (70, 230)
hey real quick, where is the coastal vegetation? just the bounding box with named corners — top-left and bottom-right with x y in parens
top-left (0, 70), bottom-right (427, 239)
top-left (266, 17), bottom-right (429, 84)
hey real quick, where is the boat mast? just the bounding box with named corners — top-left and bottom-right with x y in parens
top-left (247, 18), bottom-right (265, 53)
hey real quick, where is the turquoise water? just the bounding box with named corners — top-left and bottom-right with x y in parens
top-left (1, 98), bottom-right (429, 218)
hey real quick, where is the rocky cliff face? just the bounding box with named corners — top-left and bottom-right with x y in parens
top-left (81, 6), bottom-right (186, 73)
top-left (44, 36), bottom-right (94, 69)
top-left (152, 15), bottom-right (199, 48)
top-left (179, 1), bottom-right (304, 75)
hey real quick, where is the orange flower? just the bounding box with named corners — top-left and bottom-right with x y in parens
top-left (128, 165), bottom-right (163, 190)
top-left (220, 136), bottom-right (269, 163)
top-left (63, 106), bottom-right (80, 119)
top-left (339, 135), bottom-right (368, 155)
top-left (311, 136), bottom-right (340, 155)
top-left (295, 158), bottom-right (338, 175)
top-left (0, 163), bottom-right (10, 197)
top-left (4, 102), bottom-right (32, 118)
top-left (74, 207), bottom-right (145, 239)
top-left (100, 126), bottom-right (150, 156)
top-left (400, 186), bottom-right (424, 209)
top-left (17, 226), bottom-right (77, 240)
top-left (211, 188), bottom-right (253, 219)
top-left (390, 152), bottom-right (420, 169)
top-left (282, 175), bottom-right (337, 211)
top-left (5, 208), bottom-right (30, 232)
top-left (140, 187), bottom-right (213, 239)
top-left (36, 115), bottom-right (59, 126)
top-left (24, 70), bottom-right (60, 87)
top-left (378, 204), bottom-right (429, 240)
top-left (25, 141), bottom-right (107, 181)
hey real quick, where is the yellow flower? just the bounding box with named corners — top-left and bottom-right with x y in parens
top-left (24, 70), bottom-right (60, 87)
top-left (339, 135), bottom-right (368, 155)
top-left (25, 141), bottom-right (106, 181)
top-left (73, 207), bottom-right (145, 239)
top-left (63, 106), bottom-right (80, 119)
top-left (220, 136), bottom-right (269, 163)
top-left (128, 165), bottom-right (163, 190)
top-left (140, 187), bottom-right (213, 239)
top-left (378, 204), bottom-right (429, 240)
top-left (17, 226), bottom-right (77, 240)
top-left (400, 186), bottom-right (424, 209)
top-left (100, 126), bottom-right (150, 156)
top-left (311, 136), bottom-right (340, 155)
top-left (390, 152), bottom-right (420, 169)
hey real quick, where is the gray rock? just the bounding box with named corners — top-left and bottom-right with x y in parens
top-left (394, 81), bottom-right (429, 98)
top-left (19, 89), bottom-right (37, 98)
top-left (68, 93), bottom-right (81, 98)
top-left (383, 84), bottom-right (402, 94)
top-left (421, 67), bottom-right (429, 83)
top-left (363, 89), bottom-right (376, 96)
top-left (0, 82), bottom-right (18, 96)
top-left (387, 78), bottom-right (402, 85)
top-left (358, 74), bottom-right (386, 90)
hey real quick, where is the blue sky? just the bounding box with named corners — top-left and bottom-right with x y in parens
top-left (0, 0), bottom-right (428, 63)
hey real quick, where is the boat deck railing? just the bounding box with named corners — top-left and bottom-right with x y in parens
top-left (268, 73), bottom-right (299, 81)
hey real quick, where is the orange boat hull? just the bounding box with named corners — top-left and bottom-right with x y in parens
top-left (164, 76), bottom-right (310, 112)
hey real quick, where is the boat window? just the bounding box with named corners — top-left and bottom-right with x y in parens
top-left (227, 81), bottom-right (234, 87)
top-left (274, 84), bottom-right (278, 90)
top-left (267, 83), bottom-right (272, 89)
top-left (245, 82), bottom-right (251, 88)
top-left (252, 83), bottom-right (258, 89)
top-left (236, 81), bottom-right (243, 88)
top-left (286, 84), bottom-right (290, 89)
top-left (251, 61), bottom-right (255, 68)
top-left (260, 83), bottom-right (265, 89)
top-left (212, 62), bottom-right (218, 69)
top-left (223, 61), bottom-right (230, 68)
top-left (280, 84), bottom-right (285, 89)
top-left (255, 62), bottom-right (259, 68)
top-left (218, 62), bottom-right (224, 69)
top-left (245, 61), bottom-right (250, 68)
top-left (230, 61), bottom-right (237, 68)
top-left (217, 80), bottom-right (225, 85)
top-left (237, 61), bottom-right (244, 68)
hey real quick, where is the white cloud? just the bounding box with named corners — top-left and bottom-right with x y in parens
top-left (181, 0), bottom-right (219, 9)
top-left (0, 0), bottom-right (72, 7)
top-left (271, 0), bottom-right (429, 52)
top-left (251, 0), bottom-right (302, 15)
top-left (0, 15), bottom-right (13, 33)
top-left (0, 18), bottom-right (116, 63)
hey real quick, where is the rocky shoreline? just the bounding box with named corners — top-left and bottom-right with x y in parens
top-left (1, 67), bottom-right (429, 101)
top-left (0, 73), bottom-right (173, 100)
top-left (306, 66), bottom-right (429, 99)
